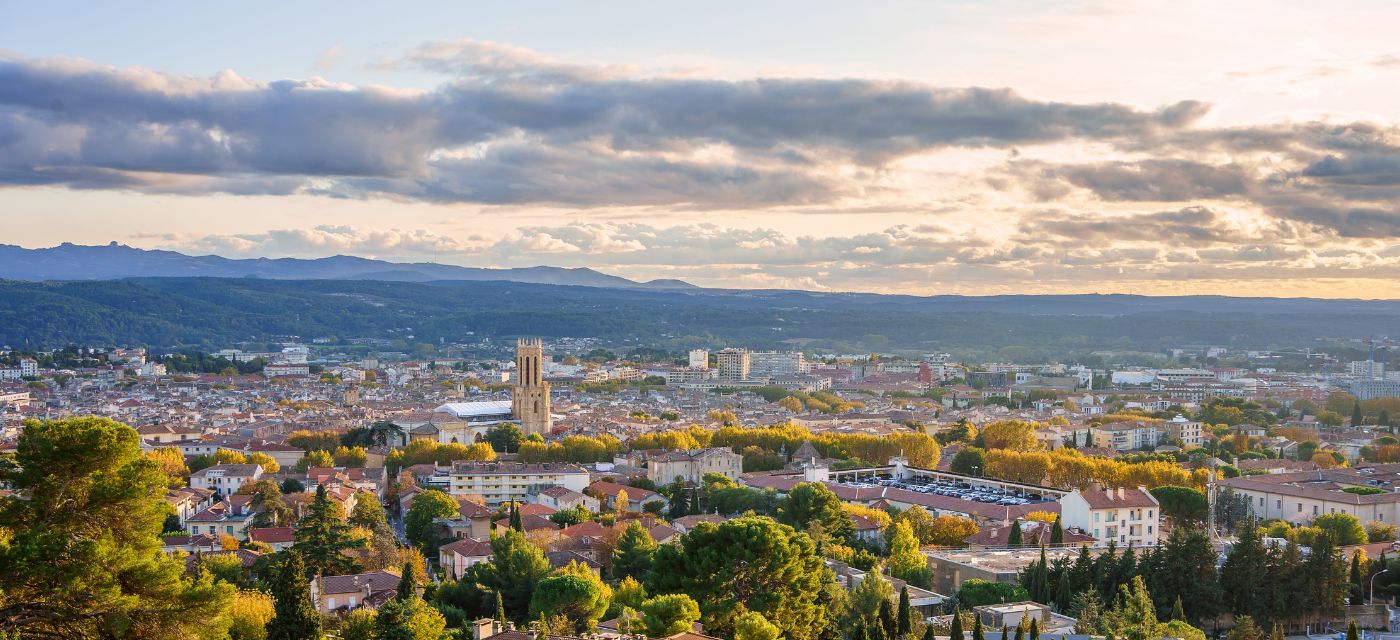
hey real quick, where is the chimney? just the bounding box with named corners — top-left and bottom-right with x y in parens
top-left (1117, 487), bottom-right (1125, 499)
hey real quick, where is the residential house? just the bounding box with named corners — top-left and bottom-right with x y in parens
top-left (1058, 486), bottom-right (1160, 547)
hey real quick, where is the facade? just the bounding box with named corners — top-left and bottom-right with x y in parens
top-left (189, 463), bottom-right (264, 495)
top-left (1352, 378), bottom-right (1400, 401)
top-left (310, 570), bottom-right (403, 614)
top-left (0, 358), bottom-right (39, 380)
top-left (749, 351), bottom-right (808, 377)
top-left (1058, 486), bottom-right (1161, 547)
top-left (1163, 414), bottom-right (1204, 447)
top-left (439, 537), bottom-right (493, 580)
top-left (646, 447), bottom-right (743, 485)
top-left (688, 349), bottom-right (710, 369)
top-left (1216, 466), bottom-right (1400, 524)
top-left (447, 461), bottom-right (590, 504)
top-left (512, 338), bottom-right (553, 435)
top-left (716, 348), bottom-right (751, 381)
top-left (1089, 421), bottom-right (1163, 452)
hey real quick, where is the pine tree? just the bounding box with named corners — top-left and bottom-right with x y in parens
top-left (922, 625), bottom-right (936, 640)
top-left (1053, 568), bottom-right (1072, 613)
top-left (267, 551), bottom-right (321, 640)
top-left (1171, 595), bottom-right (1185, 621)
top-left (898, 586), bottom-right (913, 637)
top-left (293, 484), bottom-right (363, 577)
top-left (1001, 625), bottom-right (1009, 640)
top-left (1028, 618), bottom-right (1038, 640)
top-left (1050, 518), bottom-right (1063, 545)
top-left (1270, 622), bottom-right (1285, 640)
top-left (612, 521), bottom-right (658, 581)
top-left (949, 606), bottom-right (963, 640)
top-left (396, 560), bottom-right (417, 601)
top-left (1348, 619), bottom-right (1359, 640)
top-left (1008, 520), bottom-right (1023, 547)
top-left (1014, 623), bottom-right (1025, 640)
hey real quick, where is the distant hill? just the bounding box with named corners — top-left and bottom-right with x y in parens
top-left (1, 277), bottom-right (1395, 358)
top-left (0, 242), bottom-right (696, 289)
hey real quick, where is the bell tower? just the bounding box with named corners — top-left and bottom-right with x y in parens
top-left (512, 337), bottom-right (552, 435)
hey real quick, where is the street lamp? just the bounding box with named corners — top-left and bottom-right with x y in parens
top-left (1371, 568), bottom-right (1390, 604)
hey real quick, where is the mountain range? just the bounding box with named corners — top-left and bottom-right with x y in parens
top-left (0, 243), bottom-right (695, 290)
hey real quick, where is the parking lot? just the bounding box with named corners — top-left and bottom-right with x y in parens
top-left (836, 475), bottom-right (1055, 506)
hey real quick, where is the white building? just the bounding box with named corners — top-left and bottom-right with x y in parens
top-left (749, 351), bottom-right (809, 377)
top-left (0, 358), bottom-right (38, 380)
top-left (688, 349), bottom-right (710, 369)
top-left (447, 461), bottom-right (590, 504)
top-left (1059, 486), bottom-right (1161, 547)
top-left (189, 464), bottom-right (265, 496)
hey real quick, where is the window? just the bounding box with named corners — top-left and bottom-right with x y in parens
top-left (1148, 526), bottom-right (1153, 534)
top-left (1298, 503), bottom-right (1303, 513)
top-left (327, 597), bottom-right (336, 609)
top-left (1094, 513), bottom-right (1100, 522)
top-left (1313, 505), bottom-right (1319, 516)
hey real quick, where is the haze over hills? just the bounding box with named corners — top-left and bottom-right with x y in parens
top-left (0, 242), bottom-right (696, 290)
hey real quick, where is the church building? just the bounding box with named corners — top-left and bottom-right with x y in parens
top-left (429, 338), bottom-right (554, 443)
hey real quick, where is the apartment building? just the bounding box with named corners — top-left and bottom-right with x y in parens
top-left (447, 461), bottom-right (590, 504)
top-left (749, 351), bottom-right (809, 376)
top-left (716, 348), bottom-right (751, 381)
top-left (1089, 421), bottom-right (1164, 452)
top-left (1217, 466), bottom-right (1400, 524)
top-left (189, 463), bottom-right (264, 495)
top-left (1059, 486), bottom-right (1161, 547)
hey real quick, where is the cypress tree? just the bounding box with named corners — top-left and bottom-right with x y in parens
top-left (949, 606), bottom-right (963, 640)
top-left (856, 625), bottom-right (872, 640)
top-left (971, 611), bottom-right (985, 640)
top-left (880, 599), bottom-right (897, 640)
top-left (898, 586), bottom-right (913, 636)
top-left (1381, 409), bottom-right (1392, 428)
top-left (1008, 520), bottom-right (1023, 548)
top-left (1351, 550), bottom-right (1364, 605)
top-left (266, 551), bottom-right (321, 640)
top-left (922, 624), bottom-right (936, 640)
top-left (1171, 595), bottom-right (1186, 621)
top-left (395, 560), bottom-right (417, 601)
top-left (1014, 623), bottom-right (1025, 640)
top-left (496, 591), bottom-right (506, 626)
top-left (1050, 518), bottom-right (1063, 545)
top-left (1053, 569), bottom-right (1072, 612)
top-left (1348, 620), bottom-right (1359, 640)
top-left (1001, 625), bottom-right (1009, 640)
top-left (509, 501), bottom-right (523, 532)
top-left (1029, 618), bottom-right (1039, 640)
top-left (1270, 622), bottom-right (1285, 640)
top-left (1353, 400), bottom-right (1365, 427)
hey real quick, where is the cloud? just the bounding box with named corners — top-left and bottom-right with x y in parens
top-left (312, 46), bottom-right (344, 71)
top-left (0, 45), bottom-right (1207, 208)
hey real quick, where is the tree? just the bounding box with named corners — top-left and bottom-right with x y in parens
top-left (779, 482), bottom-right (855, 542)
top-left (1347, 620), bottom-right (1359, 640)
top-left (341, 608), bottom-right (377, 640)
top-left (898, 586), bottom-right (913, 636)
top-left (640, 594), bottom-right (702, 636)
top-left (1220, 519), bottom-right (1269, 621)
top-left (373, 597), bottom-right (447, 640)
top-left (972, 610), bottom-right (985, 640)
top-left (980, 420), bottom-right (1039, 451)
top-left (247, 479), bottom-right (295, 528)
top-left (228, 589), bottom-right (275, 640)
top-left (649, 516), bottom-right (837, 639)
top-left (293, 484), bottom-right (363, 577)
top-left (266, 551), bottom-right (321, 640)
top-left (1228, 616), bottom-right (1263, 640)
top-left (509, 500), bottom-right (524, 532)
top-left (1049, 517), bottom-right (1064, 545)
top-left (404, 490), bottom-right (459, 551)
top-left (248, 452), bottom-right (281, 474)
top-left (396, 560), bottom-right (419, 602)
top-left (1314, 513), bottom-right (1369, 546)
top-left (949, 605), bottom-right (964, 640)
top-left (1149, 486), bottom-right (1208, 525)
top-left (888, 520), bottom-right (932, 588)
top-left (295, 449), bottom-right (333, 472)
top-left (0, 417), bottom-right (234, 639)
top-left (1354, 400), bottom-right (1365, 427)
top-left (1350, 550), bottom-right (1365, 606)
top-left (735, 610), bottom-right (783, 640)
top-left (531, 574), bottom-right (610, 634)
top-left (612, 521), bottom-right (657, 581)
top-left (479, 529), bottom-right (552, 621)
top-left (486, 423), bottom-right (525, 453)
top-left (1007, 520), bottom-right (1023, 547)
top-left (281, 478), bottom-right (305, 494)
top-left (951, 447), bottom-right (987, 476)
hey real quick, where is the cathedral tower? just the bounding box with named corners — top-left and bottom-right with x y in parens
top-left (512, 337), bottom-right (552, 435)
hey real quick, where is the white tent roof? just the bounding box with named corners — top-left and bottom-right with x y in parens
top-left (433, 400), bottom-right (513, 419)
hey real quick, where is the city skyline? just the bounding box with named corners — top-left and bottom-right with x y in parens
top-left (5, 1), bottom-right (1400, 296)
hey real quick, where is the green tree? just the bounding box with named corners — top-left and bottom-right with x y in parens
top-left (480, 529), bottom-right (552, 621)
top-left (0, 417), bottom-right (233, 639)
top-left (340, 609), bottom-right (376, 640)
top-left (1149, 486), bottom-right (1209, 525)
top-left (949, 605), bottom-right (964, 640)
top-left (1220, 519), bottom-right (1269, 621)
top-left (1049, 517), bottom-right (1063, 545)
top-left (640, 594), bottom-right (702, 636)
top-left (735, 610), bottom-right (783, 640)
top-left (779, 482), bottom-right (855, 542)
top-left (266, 551), bottom-right (322, 640)
top-left (1007, 520), bottom-right (1023, 547)
top-left (293, 484), bottom-right (363, 577)
top-left (228, 589), bottom-right (275, 640)
top-left (486, 423), bottom-right (525, 453)
top-left (1314, 513), bottom-right (1368, 546)
top-left (649, 516), bottom-right (837, 639)
top-left (404, 490), bottom-right (459, 551)
top-left (248, 479), bottom-right (294, 528)
top-left (951, 447), bottom-right (987, 476)
top-left (612, 521), bottom-right (657, 581)
top-left (898, 586), bottom-right (913, 637)
top-left (888, 520), bottom-right (932, 588)
top-left (1348, 620), bottom-right (1359, 640)
top-left (530, 574), bottom-right (609, 634)
top-left (372, 597), bottom-right (447, 640)
top-left (1228, 616), bottom-right (1263, 640)
top-left (1350, 551), bottom-right (1364, 605)
top-left (1353, 400), bottom-right (1365, 427)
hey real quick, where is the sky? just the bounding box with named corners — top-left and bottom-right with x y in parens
top-left (4, 1), bottom-right (1400, 296)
